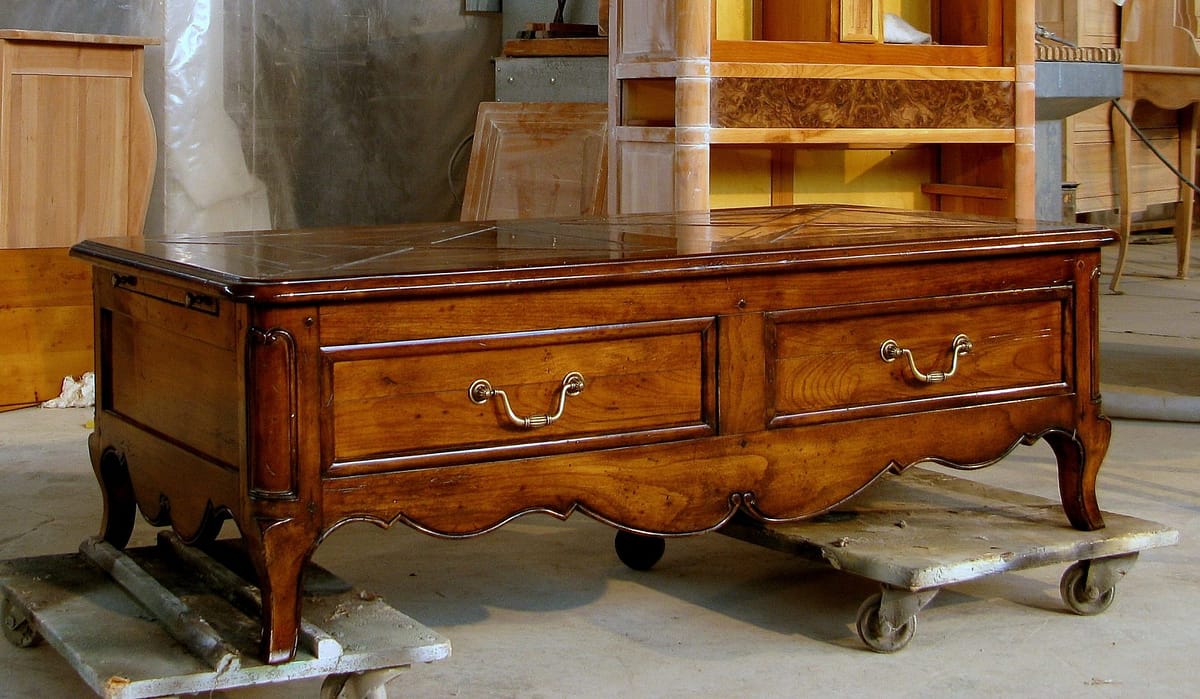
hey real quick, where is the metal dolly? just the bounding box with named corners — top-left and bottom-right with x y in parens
top-left (1, 533), bottom-right (449, 698)
top-left (614, 468), bottom-right (1179, 652)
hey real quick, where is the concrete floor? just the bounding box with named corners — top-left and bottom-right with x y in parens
top-left (0, 235), bottom-right (1196, 698)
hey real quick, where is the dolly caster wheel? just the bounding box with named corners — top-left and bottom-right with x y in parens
top-left (1060, 560), bottom-right (1116, 616)
top-left (614, 531), bottom-right (665, 571)
top-left (855, 592), bottom-right (916, 653)
top-left (1, 595), bottom-right (41, 649)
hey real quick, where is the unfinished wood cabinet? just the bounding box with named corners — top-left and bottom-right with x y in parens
top-left (1, 30), bottom-right (157, 247)
top-left (609, 1), bottom-right (1035, 218)
top-left (1108, 0), bottom-right (1200, 288)
top-left (0, 30), bottom-right (157, 409)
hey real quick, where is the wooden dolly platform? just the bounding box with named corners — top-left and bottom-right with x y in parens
top-left (615, 468), bottom-right (1180, 653)
top-left (0, 534), bottom-right (450, 698)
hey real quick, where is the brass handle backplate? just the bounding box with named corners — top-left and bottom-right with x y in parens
top-left (880, 334), bottom-right (973, 384)
top-left (469, 371), bottom-right (585, 429)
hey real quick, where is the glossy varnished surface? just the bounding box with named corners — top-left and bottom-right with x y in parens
top-left (78, 204), bottom-right (1116, 665)
top-left (72, 206), bottom-right (1114, 300)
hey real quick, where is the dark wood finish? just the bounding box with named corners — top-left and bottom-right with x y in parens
top-left (72, 205), bottom-right (1116, 664)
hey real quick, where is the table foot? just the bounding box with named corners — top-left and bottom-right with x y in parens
top-left (242, 516), bottom-right (317, 665)
top-left (614, 530), bottom-right (666, 571)
top-left (90, 442), bottom-right (137, 549)
top-left (1044, 420), bottom-right (1110, 531)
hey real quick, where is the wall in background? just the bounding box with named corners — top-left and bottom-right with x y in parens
top-left (0, 1), bottom-right (502, 233)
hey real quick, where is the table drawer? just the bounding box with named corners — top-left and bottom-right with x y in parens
top-left (323, 318), bottom-right (717, 473)
top-left (768, 290), bottom-right (1071, 426)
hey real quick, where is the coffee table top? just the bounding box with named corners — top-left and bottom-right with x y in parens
top-left (72, 205), bottom-right (1115, 302)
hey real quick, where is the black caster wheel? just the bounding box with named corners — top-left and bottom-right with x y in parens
top-left (614, 531), bottom-right (665, 571)
top-left (1060, 561), bottom-right (1116, 616)
top-left (855, 592), bottom-right (916, 653)
top-left (1, 595), bottom-right (41, 649)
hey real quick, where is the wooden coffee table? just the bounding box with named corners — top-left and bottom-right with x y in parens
top-left (72, 205), bottom-right (1116, 664)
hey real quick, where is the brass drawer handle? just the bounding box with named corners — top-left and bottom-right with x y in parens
top-left (469, 372), bottom-right (586, 429)
top-left (880, 334), bottom-right (973, 384)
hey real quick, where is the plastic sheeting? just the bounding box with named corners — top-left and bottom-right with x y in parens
top-left (221, 1), bottom-right (502, 227)
top-left (183, 1), bottom-right (502, 230)
top-left (165, 0), bottom-right (271, 234)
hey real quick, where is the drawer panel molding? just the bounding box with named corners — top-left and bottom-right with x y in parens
top-left (323, 318), bottom-right (718, 474)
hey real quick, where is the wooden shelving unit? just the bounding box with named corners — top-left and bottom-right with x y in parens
top-left (608, 0), bottom-right (1035, 218)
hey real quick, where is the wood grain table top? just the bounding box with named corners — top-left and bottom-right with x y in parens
top-left (72, 205), bottom-right (1115, 302)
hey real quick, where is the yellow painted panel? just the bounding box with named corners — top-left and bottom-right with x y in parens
top-left (710, 148), bottom-right (773, 209)
top-left (716, 0), bottom-right (754, 41)
top-left (791, 148), bottom-right (933, 209)
top-left (883, 0), bottom-right (932, 34)
top-left (710, 147), bottom-right (933, 210)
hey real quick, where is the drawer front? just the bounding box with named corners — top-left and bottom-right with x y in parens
top-left (323, 318), bottom-right (716, 474)
top-left (768, 290), bottom-right (1070, 426)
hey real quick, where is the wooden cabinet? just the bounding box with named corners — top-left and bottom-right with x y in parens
top-left (74, 205), bottom-right (1114, 664)
top-left (1108, 0), bottom-right (1200, 287)
top-left (609, 1), bottom-right (1035, 218)
top-left (1, 30), bottom-right (157, 248)
top-left (0, 30), bottom-right (157, 409)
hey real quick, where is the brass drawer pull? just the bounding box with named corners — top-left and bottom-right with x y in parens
top-left (880, 334), bottom-right (973, 384)
top-left (469, 372), bottom-right (586, 429)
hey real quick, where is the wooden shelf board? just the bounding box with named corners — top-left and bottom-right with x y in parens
top-left (503, 37), bottom-right (608, 57)
top-left (707, 128), bottom-right (1016, 145)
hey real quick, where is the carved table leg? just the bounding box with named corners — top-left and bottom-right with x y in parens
top-left (1045, 417), bottom-right (1111, 532)
top-left (242, 515), bottom-right (316, 665)
top-left (89, 438), bottom-right (137, 549)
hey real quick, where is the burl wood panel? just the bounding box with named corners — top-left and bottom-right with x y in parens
top-left (711, 77), bottom-right (1015, 129)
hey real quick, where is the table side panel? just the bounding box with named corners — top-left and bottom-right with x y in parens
top-left (97, 275), bottom-right (243, 470)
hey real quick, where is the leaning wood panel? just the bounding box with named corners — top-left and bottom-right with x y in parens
top-left (461, 102), bottom-right (609, 221)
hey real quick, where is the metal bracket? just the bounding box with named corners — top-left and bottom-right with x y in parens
top-left (878, 585), bottom-right (940, 630)
top-left (1084, 552), bottom-right (1140, 594)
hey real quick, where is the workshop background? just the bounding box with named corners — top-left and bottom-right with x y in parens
top-left (0, 1), bottom-right (1197, 697)
top-left (0, 1), bottom-right (600, 232)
